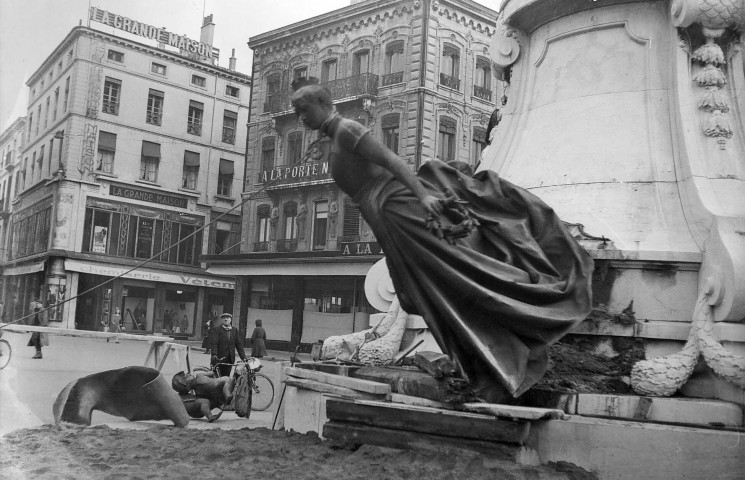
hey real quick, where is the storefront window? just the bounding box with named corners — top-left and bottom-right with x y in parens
top-left (121, 285), bottom-right (154, 331)
top-left (163, 288), bottom-right (196, 335)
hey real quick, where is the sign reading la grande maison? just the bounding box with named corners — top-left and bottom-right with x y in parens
top-left (89, 6), bottom-right (218, 59)
top-left (260, 160), bottom-right (332, 187)
top-left (109, 184), bottom-right (189, 209)
top-left (340, 241), bottom-right (383, 256)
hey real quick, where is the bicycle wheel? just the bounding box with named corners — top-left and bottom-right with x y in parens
top-left (0, 339), bottom-right (11, 370)
top-left (250, 373), bottom-right (275, 411)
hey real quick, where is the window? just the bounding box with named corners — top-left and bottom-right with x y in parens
top-left (67, 49), bottom-right (73, 63)
top-left (96, 131), bottom-right (116, 174)
top-left (63, 77), bottom-right (70, 112)
top-left (38, 146), bottom-right (45, 179)
top-left (102, 77), bottom-right (121, 115)
top-left (36, 105), bottom-right (41, 135)
top-left (140, 141), bottom-right (160, 182)
top-left (293, 66), bottom-right (308, 82)
top-left (283, 202), bottom-right (298, 240)
top-left (256, 205), bottom-right (271, 250)
top-left (58, 61), bottom-right (62, 74)
top-left (9, 204), bottom-right (51, 260)
top-left (151, 62), bottom-right (167, 75)
top-left (44, 97), bottom-right (50, 128)
top-left (226, 85), bottom-right (239, 97)
top-left (474, 56), bottom-right (492, 101)
top-left (383, 41), bottom-right (405, 85)
top-left (187, 100), bottom-right (203, 135)
top-left (107, 49), bottom-right (124, 62)
top-left (267, 74), bottom-right (281, 95)
top-left (145, 89), bottom-right (164, 126)
top-left (191, 74), bottom-right (206, 87)
top-left (287, 131), bottom-right (303, 165)
top-left (222, 110), bottom-right (237, 144)
top-left (31, 153), bottom-right (36, 182)
top-left (182, 151), bottom-right (200, 189)
top-left (321, 59), bottom-right (338, 83)
top-left (217, 159), bottom-right (233, 196)
top-left (82, 199), bottom-right (203, 266)
top-left (353, 50), bottom-right (370, 76)
top-left (437, 116), bottom-right (456, 162)
top-left (312, 200), bottom-right (328, 249)
top-left (264, 73), bottom-right (282, 113)
top-left (381, 113), bottom-right (400, 154)
top-left (472, 127), bottom-right (487, 167)
top-left (440, 43), bottom-right (460, 90)
top-left (27, 113), bottom-right (33, 138)
top-left (343, 198), bottom-right (361, 241)
top-left (261, 137), bottom-right (275, 172)
top-left (53, 88), bottom-right (59, 121)
top-left (213, 219), bottom-right (240, 255)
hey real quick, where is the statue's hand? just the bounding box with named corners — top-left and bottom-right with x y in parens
top-left (421, 195), bottom-right (443, 217)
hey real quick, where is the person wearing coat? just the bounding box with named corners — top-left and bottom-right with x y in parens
top-left (250, 319), bottom-right (267, 358)
top-left (208, 313), bottom-right (246, 377)
top-left (27, 300), bottom-right (49, 359)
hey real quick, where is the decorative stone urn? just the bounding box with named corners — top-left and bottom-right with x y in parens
top-left (483, 0), bottom-right (745, 403)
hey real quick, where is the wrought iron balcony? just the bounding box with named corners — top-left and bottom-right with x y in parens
top-left (473, 85), bottom-right (492, 102)
top-left (324, 73), bottom-right (378, 100)
top-left (146, 112), bottom-right (162, 125)
top-left (264, 93), bottom-right (291, 114)
top-left (187, 122), bottom-right (202, 135)
top-left (254, 241), bottom-right (269, 252)
top-left (222, 132), bottom-right (235, 144)
top-left (382, 72), bottom-right (404, 86)
top-left (276, 239), bottom-right (298, 253)
top-left (439, 73), bottom-right (461, 91)
top-left (102, 101), bottom-right (119, 115)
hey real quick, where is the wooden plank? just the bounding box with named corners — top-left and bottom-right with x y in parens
top-left (461, 403), bottom-right (567, 421)
top-left (325, 398), bottom-right (530, 444)
top-left (390, 393), bottom-right (454, 410)
top-left (144, 342), bottom-right (158, 368)
top-left (283, 378), bottom-right (385, 400)
top-left (284, 366), bottom-right (391, 395)
top-left (323, 422), bottom-right (524, 458)
top-left (413, 351), bottom-right (456, 378)
top-left (352, 366), bottom-right (472, 403)
top-left (155, 343), bottom-right (173, 371)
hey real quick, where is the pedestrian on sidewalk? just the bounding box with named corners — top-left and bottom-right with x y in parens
top-left (250, 319), bottom-right (267, 358)
top-left (27, 300), bottom-right (48, 359)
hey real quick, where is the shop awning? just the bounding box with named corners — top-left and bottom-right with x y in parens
top-left (206, 262), bottom-right (374, 277)
top-left (98, 131), bottom-right (117, 151)
top-left (142, 141), bottom-right (161, 158)
top-left (219, 159), bottom-right (234, 175)
top-left (65, 259), bottom-right (235, 289)
top-left (3, 261), bottom-right (45, 276)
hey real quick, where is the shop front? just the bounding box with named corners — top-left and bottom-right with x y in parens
top-left (67, 259), bottom-right (234, 337)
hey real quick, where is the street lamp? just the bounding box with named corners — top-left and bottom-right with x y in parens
top-left (54, 131), bottom-right (66, 177)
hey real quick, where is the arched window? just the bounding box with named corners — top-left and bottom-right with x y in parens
top-left (383, 41), bottom-right (404, 85)
top-left (321, 58), bottom-right (338, 83)
top-left (287, 131), bottom-right (303, 165)
top-left (261, 137), bottom-right (276, 171)
top-left (474, 56), bottom-right (492, 101)
top-left (472, 126), bottom-right (487, 167)
top-left (381, 113), bottom-right (400, 154)
top-left (256, 204), bottom-right (271, 251)
top-left (440, 43), bottom-right (460, 90)
top-left (353, 49), bottom-right (370, 76)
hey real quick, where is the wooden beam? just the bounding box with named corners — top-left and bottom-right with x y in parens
top-left (390, 393), bottom-right (454, 410)
top-left (325, 398), bottom-right (530, 444)
top-left (323, 422), bottom-right (525, 458)
top-left (284, 366), bottom-right (391, 395)
top-left (461, 403), bottom-right (567, 421)
top-left (155, 343), bottom-right (173, 371)
top-left (283, 378), bottom-right (386, 400)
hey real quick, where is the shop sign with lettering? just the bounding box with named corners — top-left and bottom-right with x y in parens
top-left (260, 161), bottom-right (332, 187)
top-left (89, 6), bottom-right (218, 59)
top-left (109, 184), bottom-right (189, 209)
top-left (65, 260), bottom-right (235, 290)
top-left (340, 242), bottom-right (383, 256)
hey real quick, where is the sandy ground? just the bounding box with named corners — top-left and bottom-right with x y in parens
top-left (0, 422), bottom-right (593, 480)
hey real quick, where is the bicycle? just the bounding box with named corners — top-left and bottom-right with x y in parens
top-left (0, 331), bottom-right (10, 370)
top-left (193, 357), bottom-right (275, 413)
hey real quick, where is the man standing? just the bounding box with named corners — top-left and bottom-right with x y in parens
top-left (209, 313), bottom-right (246, 377)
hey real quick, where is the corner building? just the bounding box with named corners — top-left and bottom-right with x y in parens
top-left (206, 0), bottom-right (501, 352)
top-left (5, 13), bottom-right (250, 338)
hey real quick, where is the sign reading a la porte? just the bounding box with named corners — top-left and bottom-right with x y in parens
top-left (89, 6), bottom-right (218, 59)
top-left (109, 184), bottom-right (188, 209)
top-left (340, 241), bottom-right (383, 256)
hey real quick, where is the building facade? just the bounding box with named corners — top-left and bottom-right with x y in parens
top-left (0, 117), bottom-right (26, 305)
top-left (4, 11), bottom-right (251, 338)
top-left (206, 0), bottom-right (500, 351)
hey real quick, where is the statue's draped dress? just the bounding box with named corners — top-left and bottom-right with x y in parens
top-left (326, 116), bottom-right (594, 401)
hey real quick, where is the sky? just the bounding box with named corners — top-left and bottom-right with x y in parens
top-left (0, 0), bottom-right (500, 131)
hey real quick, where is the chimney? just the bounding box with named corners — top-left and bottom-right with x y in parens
top-left (201, 14), bottom-right (215, 47)
top-left (229, 48), bottom-right (237, 71)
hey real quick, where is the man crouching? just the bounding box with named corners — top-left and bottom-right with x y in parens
top-left (171, 371), bottom-right (234, 422)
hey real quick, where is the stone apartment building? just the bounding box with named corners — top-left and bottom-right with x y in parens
top-left (206, 0), bottom-right (501, 351)
top-left (3, 10), bottom-right (251, 338)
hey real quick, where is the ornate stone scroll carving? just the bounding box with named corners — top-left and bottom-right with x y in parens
top-left (491, 12), bottom-right (520, 69)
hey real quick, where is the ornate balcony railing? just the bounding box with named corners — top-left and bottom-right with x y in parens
top-left (473, 85), bottom-right (492, 101)
top-left (187, 122), bottom-right (202, 135)
top-left (382, 72), bottom-right (404, 86)
top-left (439, 73), bottom-right (461, 91)
top-left (102, 101), bottom-right (119, 115)
top-left (146, 112), bottom-right (162, 125)
top-left (263, 73), bottom-right (380, 115)
top-left (254, 241), bottom-right (269, 252)
top-left (222, 132), bottom-right (235, 144)
top-left (276, 239), bottom-right (298, 253)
